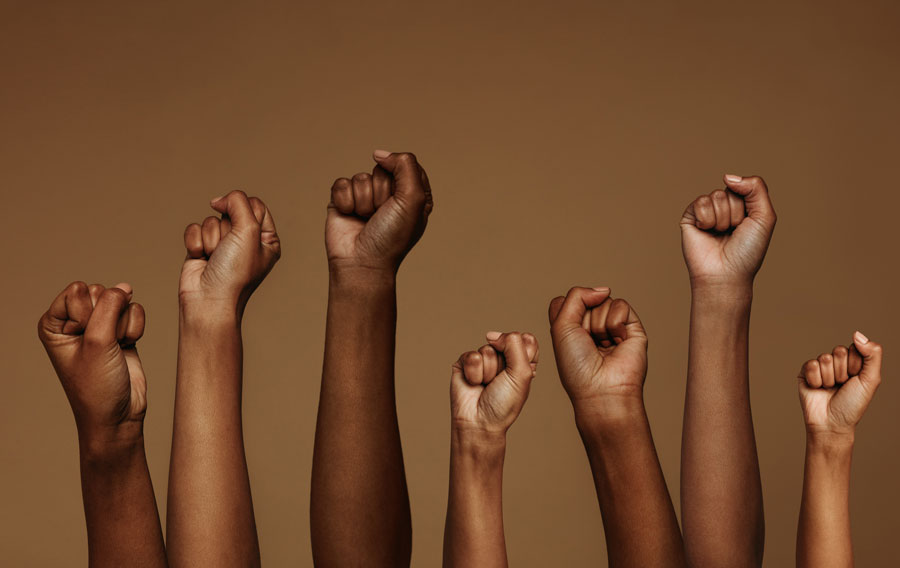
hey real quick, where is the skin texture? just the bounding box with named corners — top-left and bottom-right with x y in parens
top-left (167, 191), bottom-right (280, 567)
top-left (679, 174), bottom-right (776, 567)
top-left (796, 332), bottom-right (883, 568)
top-left (548, 287), bottom-right (685, 568)
top-left (311, 151), bottom-right (433, 567)
top-left (38, 281), bottom-right (167, 568)
top-left (443, 332), bottom-right (539, 568)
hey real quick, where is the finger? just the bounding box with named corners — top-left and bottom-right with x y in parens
top-left (219, 217), bottom-right (233, 239)
top-left (184, 223), bottom-right (204, 258)
top-left (853, 331), bottom-right (883, 389)
top-left (330, 178), bottom-right (354, 214)
top-left (372, 165), bottom-right (392, 207)
top-left (711, 190), bottom-right (731, 232)
top-left (831, 345), bottom-right (850, 384)
top-left (550, 287), bottom-right (611, 334)
top-left (589, 299), bottom-right (613, 347)
top-left (801, 359), bottom-right (823, 388)
top-left (372, 151), bottom-right (426, 208)
top-left (248, 196), bottom-right (267, 225)
top-left (486, 332), bottom-right (532, 382)
top-left (817, 353), bottom-right (835, 388)
top-left (210, 190), bottom-right (259, 233)
top-left (87, 284), bottom-right (105, 308)
top-left (118, 303), bottom-right (145, 347)
top-left (201, 216), bottom-right (221, 257)
top-left (461, 351), bottom-right (484, 385)
top-left (479, 344), bottom-right (501, 384)
top-left (847, 345), bottom-right (863, 377)
top-left (723, 175), bottom-right (776, 227)
top-left (419, 165), bottom-right (434, 217)
top-left (548, 296), bottom-right (566, 325)
top-left (726, 190), bottom-right (745, 227)
top-left (692, 195), bottom-right (716, 230)
top-left (522, 333), bottom-right (539, 365)
top-left (39, 281), bottom-right (93, 338)
top-left (606, 298), bottom-right (634, 345)
top-left (351, 173), bottom-right (375, 217)
top-left (84, 284), bottom-right (133, 347)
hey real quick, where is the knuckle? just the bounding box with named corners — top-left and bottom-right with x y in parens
top-left (712, 189), bottom-right (727, 200)
top-left (332, 177), bottom-right (351, 190)
top-left (833, 345), bottom-right (848, 356)
top-left (352, 172), bottom-right (371, 183)
top-left (397, 152), bottom-right (417, 165)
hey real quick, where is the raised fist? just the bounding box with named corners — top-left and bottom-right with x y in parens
top-left (450, 332), bottom-right (539, 434)
top-left (325, 150), bottom-right (434, 274)
top-left (798, 332), bottom-right (883, 436)
top-left (680, 175), bottom-right (777, 288)
top-left (180, 190), bottom-right (281, 312)
top-left (548, 288), bottom-right (648, 409)
top-left (38, 281), bottom-right (148, 440)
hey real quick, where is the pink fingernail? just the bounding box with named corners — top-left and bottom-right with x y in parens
top-left (210, 196), bottom-right (223, 203)
top-left (725, 174), bottom-right (742, 184)
top-left (854, 330), bottom-right (869, 344)
top-left (486, 331), bottom-right (502, 340)
top-left (114, 282), bottom-right (133, 297)
top-left (373, 149), bottom-right (391, 159)
top-left (592, 286), bottom-right (610, 293)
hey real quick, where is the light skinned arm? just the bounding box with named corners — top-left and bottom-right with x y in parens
top-left (38, 281), bottom-right (167, 568)
top-left (796, 332), bottom-right (883, 568)
top-left (311, 151), bottom-right (433, 567)
top-left (548, 287), bottom-right (685, 567)
top-left (167, 191), bottom-right (281, 567)
top-left (444, 332), bottom-right (539, 568)
top-left (679, 175), bottom-right (776, 567)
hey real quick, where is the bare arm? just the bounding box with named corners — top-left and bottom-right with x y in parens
top-left (549, 287), bottom-right (684, 567)
top-left (167, 191), bottom-right (280, 567)
top-left (311, 151), bottom-right (432, 566)
top-left (796, 332), bottom-right (882, 568)
top-left (679, 175), bottom-right (776, 566)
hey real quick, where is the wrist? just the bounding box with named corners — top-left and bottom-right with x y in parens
top-left (807, 429), bottom-right (855, 454)
top-left (77, 425), bottom-right (145, 465)
top-left (329, 262), bottom-right (397, 288)
top-left (451, 427), bottom-right (507, 462)
top-left (571, 392), bottom-right (647, 432)
top-left (179, 298), bottom-right (242, 329)
top-left (690, 282), bottom-right (753, 314)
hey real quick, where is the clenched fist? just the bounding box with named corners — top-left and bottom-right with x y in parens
top-left (181, 190), bottom-right (281, 313)
top-left (326, 151), bottom-right (433, 275)
top-left (680, 175), bottom-right (776, 288)
top-left (451, 332), bottom-right (539, 434)
top-left (798, 332), bottom-right (883, 436)
top-left (548, 287), bottom-right (648, 410)
top-left (38, 281), bottom-right (148, 443)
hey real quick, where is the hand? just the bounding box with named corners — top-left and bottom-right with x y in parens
top-left (798, 331), bottom-right (883, 436)
top-left (325, 151), bottom-right (434, 275)
top-left (680, 175), bottom-right (776, 289)
top-left (180, 191), bottom-right (281, 313)
top-left (38, 282), bottom-right (148, 444)
top-left (451, 332), bottom-right (539, 435)
top-left (548, 287), bottom-right (648, 412)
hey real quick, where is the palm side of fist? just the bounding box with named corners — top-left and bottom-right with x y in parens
top-left (798, 332), bottom-right (883, 436)
top-left (680, 175), bottom-right (776, 287)
top-left (548, 287), bottom-right (648, 408)
top-left (181, 190), bottom-right (281, 312)
top-left (326, 151), bottom-right (433, 275)
top-left (38, 281), bottom-right (148, 439)
top-left (450, 332), bottom-right (538, 435)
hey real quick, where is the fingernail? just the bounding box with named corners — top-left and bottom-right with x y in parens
top-left (592, 286), bottom-right (610, 293)
top-left (854, 330), bottom-right (869, 344)
top-left (486, 331), bottom-right (502, 341)
top-left (373, 149), bottom-right (391, 159)
top-left (210, 195), bottom-right (223, 203)
top-left (725, 174), bottom-right (743, 184)
top-left (113, 282), bottom-right (133, 297)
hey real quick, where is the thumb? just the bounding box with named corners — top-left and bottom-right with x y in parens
top-left (210, 190), bottom-right (259, 234)
top-left (372, 150), bottom-right (426, 206)
top-left (722, 174), bottom-right (776, 227)
top-left (853, 331), bottom-right (883, 389)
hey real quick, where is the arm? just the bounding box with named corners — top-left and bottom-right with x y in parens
top-left (548, 288), bottom-right (685, 567)
top-left (679, 175), bottom-right (776, 566)
top-left (796, 332), bottom-right (883, 568)
top-left (167, 191), bottom-right (280, 567)
top-left (311, 151), bottom-right (433, 566)
top-left (38, 281), bottom-right (167, 568)
top-left (444, 332), bottom-right (539, 568)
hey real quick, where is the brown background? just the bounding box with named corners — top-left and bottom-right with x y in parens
top-left (1, 0), bottom-right (898, 565)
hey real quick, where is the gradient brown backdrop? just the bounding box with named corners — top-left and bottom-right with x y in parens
top-left (2, 0), bottom-right (898, 565)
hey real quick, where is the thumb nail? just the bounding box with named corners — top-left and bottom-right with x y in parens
top-left (854, 330), bottom-right (869, 345)
top-left (373, 149), bottom-right (391, 160)
top-left (486, 331), bottom-right (502, 341)
top-left (725, 174), bottom-right (743, 184)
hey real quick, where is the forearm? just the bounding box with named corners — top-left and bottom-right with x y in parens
top-left (576, 398), bottom-right (685, 568)
top-left (681, 284), bottom-right (764, 566)
top-left (79, 435), bottom-right (167, 568)
top-left (310, 268), bottom-right (412, 566)
top-left (797, 434), bottom-right (854, 568)
top-left (167, 308), bottom-right (259, 567)
top-left (443, 431), bottom-right (507, 568)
